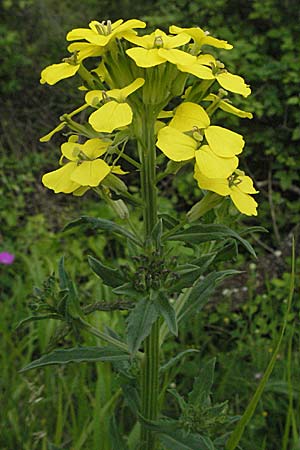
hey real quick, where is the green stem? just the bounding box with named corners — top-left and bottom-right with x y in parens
top-left (138, 107), bottom-right (160, 449)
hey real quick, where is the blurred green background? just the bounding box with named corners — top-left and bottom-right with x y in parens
top-left (1, 1), bottom-right (299, 449)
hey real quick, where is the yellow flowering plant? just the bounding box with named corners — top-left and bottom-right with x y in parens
top-left (21, 18), bottom-right (261, 449)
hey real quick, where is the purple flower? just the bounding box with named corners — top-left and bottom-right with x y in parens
top-left (0, 252), bottom-right (15, 265)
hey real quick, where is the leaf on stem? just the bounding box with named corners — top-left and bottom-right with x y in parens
top-left (127, 297), bottom-right (158, 356)
top-left (88, 255), bottom-right (126, 288)
top-left (20, 346), bottom-right (129, 372)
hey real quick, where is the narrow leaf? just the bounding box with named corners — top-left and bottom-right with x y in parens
top-left (63, 216), bottom-right (141, 245)
top-left (110, 416), bottom-right (129, 450)
top-left (178, 270), bottom-right (239, 323)
top-left (20, 346), bottom-right (129, 372)
top-left (127, 297), bottom-right (158, 356)
top-left (88, 255), bottom-right (125, 288)
top-left (160, 349), bottom-right (200, 373)
top-left (167, 224), bottom-right (256, 257)
top-left (155, 292), bottom-right (178, 336)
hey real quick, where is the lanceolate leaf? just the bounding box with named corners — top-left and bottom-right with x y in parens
top-left (170, 254), bottom-right (216, 293)
top-left (160, 349), bottom-right (200, 373)
top-left (178, 270), bottom-right (239, 323)
top-left (166, 224), bottom-right (256, 257)
top-left (127, 297), bottom-right (158, 356)
top-left (20, 346), bottom-right (129, 372)
top-left (155, 292), bottom-right (178, 336)
top-left (88, 255), bottom-right (126, 288)
top-left (63, 216), bottom-right (141, 246)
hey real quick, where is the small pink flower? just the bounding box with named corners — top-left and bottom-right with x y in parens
top-left (0, 252), bottom-right (15, 265)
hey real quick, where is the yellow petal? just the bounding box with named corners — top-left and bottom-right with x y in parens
top-left (194, 167), bottom-right (231, 196)
top-left (200, 35), bottom-right (233, 50)
top-left (177, 61), bottom-right (215, 80)
top-left (82, 138), bottom-right (110, 159)
top-left (195, 146), bottom-right (238, 178)
top-left (170, 102), bottom-right (210, 131)
top-left (126, 48), bottom-right (165, 67)
top-left (197, 54), bottom-right (216, 65)
top-left (230, 188), bottom-right (258, 215)
top-left (111, 165), bottom-right (128, 175)
top-left (218, 100), bottom-right (253, 119)
top-left (124, 32), bottom-right (156, 48)
top-left (163, 32), bottom-right (191, 49)
top-left (237, 176), bottom-right (258, 194)
top-left (85, 90), bottom-right (103, 107)
top-left (67, 42), bottom-right (103, 60)
top-left (61, 142), bottom-right (81, 161)
top-left (66, 27), bottom-right (99, 42)
top-left (111, 19), bottom-right (146, 36)
top-left (158, 48), bottom-right (196, 66)
top-left (71, 159), bottom-right (110, 186)
top-left (204, 126), bottom-right (244, 157)
top-left (40, 63), bottom-right (79, 85)
top-left (89, 102), bottom-right (133, 133)
top-left (169, 25), bottom-right (206, 45)
top-left (42, 162), bottom-right (79, 193)
top-left (216, 72), bottom-right (251, 97)
top-left (40, 123), bottom-right (66, 142)
top-left (107, 78), bottom-right (145, 101)
top-left (156, 126), bottom-right (197, 161)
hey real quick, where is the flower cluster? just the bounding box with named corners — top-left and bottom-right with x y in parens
top-left (40, 19), bottom-right (258, 216)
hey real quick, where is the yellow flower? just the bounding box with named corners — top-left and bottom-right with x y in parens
top-left (40, 44), bottom-right (102, 85)
top-left (194, 167), bottom-right (258, 216)
top-left (177, 55), bottom-right (251, 97)
top-left (169, 102), bottom-right (244, 157)
top-left (66, 19), bottom-right (146, 46)
top-left (85, 78), bottom-right (145, 133)
top-left (156, 126), bottom-right (238, 179)
top-left (169, 25), bottom-right (233, 50)
top-left (42, 138), bottom-right (111, 193)
top-left (125, 29), bottom-right (196, 68)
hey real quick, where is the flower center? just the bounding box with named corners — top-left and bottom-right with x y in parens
top-left (228, 173), bottom-right (242, 187)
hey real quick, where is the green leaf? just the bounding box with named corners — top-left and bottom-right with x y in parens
top-left (167, 224), bottom-right (256, 257)
top-left (188, 358), bottom-right (216, 407)
top-left (127, 297), bottom-right (158, 356)
top-left (160, 349), bottom-right (200, 373)
top-left (155, 292), bottom-right (178, 336)
top-left (158, 430), bottom-right (215, 450)
top-left (178, 270), bottom-right (239, 323)
top-left (88, 255), bottom-right (126, 288)
top-left (16, 314), bottom-right (62, 329)
top-left (20, 346), bottom-right (129, 372)
top-left (122, 383), bottom-right (141, 414)
top-left (225, 239), bottom-right (295, 450)
top-left (170, 254), bottom-right (216, 292)
top-left (63, 216), bottom-right (141, 246)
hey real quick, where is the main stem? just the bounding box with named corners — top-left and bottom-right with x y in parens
top-left (139, 107), bottom-right (160, 449)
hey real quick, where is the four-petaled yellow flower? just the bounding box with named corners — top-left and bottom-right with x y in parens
top-left (169, 25), bottom-right (233, 50)
top-left (66, 19), bottom-right (146, 46)
top-left (194, 167), bottom-right (258, 216)
top-left (125, 29), bottom-right (196, 68)
top-left (40, 45), bottom-right (102, 85)
top-left (156, 102), bottom-right (243, 178)
top-left (86, 78), bottom-right (145, 133)
top-left (42, 138), bottom-right (112, 194)
top-left (177, 54), bottom-right (251, 97)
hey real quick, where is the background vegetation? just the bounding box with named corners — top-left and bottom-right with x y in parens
top-left (1, 0), bottom-right (299, 449)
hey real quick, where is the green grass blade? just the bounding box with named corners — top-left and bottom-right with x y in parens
top-left (225, 238), bottom-right (295, 450)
